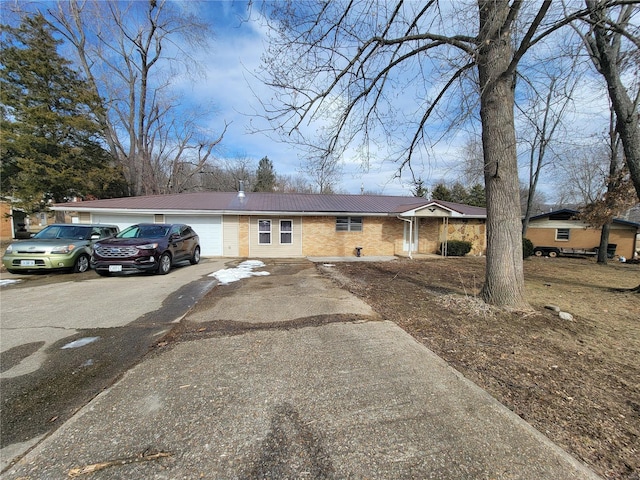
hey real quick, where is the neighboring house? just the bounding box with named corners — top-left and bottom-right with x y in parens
top-left (50, 191), bottom-right (487, 258)
top-left (1, 199), bottom-right (62, 240)
top-left (0, 200), bottom-right (30, 240)
top-left (526, 209), bottom-right (640, 259)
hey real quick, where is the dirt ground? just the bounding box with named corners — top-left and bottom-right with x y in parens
top-left (321, 256), bottom-right (639, 480)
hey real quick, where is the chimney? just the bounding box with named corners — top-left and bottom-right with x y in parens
top-left (238, 180), bottom-right (246, 199)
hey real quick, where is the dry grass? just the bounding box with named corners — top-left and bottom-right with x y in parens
top-left (324, 256), bottom-right (640, 479)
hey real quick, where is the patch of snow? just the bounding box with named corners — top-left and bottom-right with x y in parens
top-left (61, 337), bottom-right (100, 349)
top-left (209, 260), bottom-right (270, 285)
top-left (0, 279), bottom-right (21, 287)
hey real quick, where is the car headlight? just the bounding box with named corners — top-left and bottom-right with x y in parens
top-left (4, 245), bottom-right (13, 254)
top-left (137, 243), bottom-right (159, 250)
top-left (51, 244), bottom-right (76, 254)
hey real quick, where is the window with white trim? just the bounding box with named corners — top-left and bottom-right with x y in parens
top-left (555, 228), bottom-right (570, 241)
top-left (258, 219), bottom-right (271, 244)
top-left (336, 216), bottom-right (363, 232)
top-left (280, 220), bottom-right (293, 244)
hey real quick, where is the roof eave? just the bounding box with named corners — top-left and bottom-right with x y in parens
top-left (50, 205), bottom-right (399, 217)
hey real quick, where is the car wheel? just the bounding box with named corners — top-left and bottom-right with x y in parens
top-left (190, 246), bottom-right (201, 265)
top-left (157, 252), bottom-right (172, 275)
top-left (96, 270), bottom-right (111, 277)
top-left (73, 254), bottom-right (90, 273)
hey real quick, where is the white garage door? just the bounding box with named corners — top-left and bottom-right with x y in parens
top-left (91, 214), bottom-right (154, 232)
top-left (165, 215), bottom-right (222, 256)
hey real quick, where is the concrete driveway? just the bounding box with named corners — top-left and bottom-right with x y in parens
top-left (0, 258), bottom-right (227, 469)
top-left (2, 260), bottom-right (601, 479)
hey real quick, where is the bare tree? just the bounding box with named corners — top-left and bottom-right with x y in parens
top-left (460, 135), bottom-right (485, 187)
top-left (519, 185), bottom-right (547, 217)
top-left (200, 156), bottom-right (256, 192)
top-left (580, 102), bottom-right (637, 263)
top-left (576, 1), bottom-right (640, 200)
top-left (517, 62), bottom-right (581, 235)
top-left (258, 1), bottom-right (611, 308)
top-left (275, 174), bottom-right (315, 193)
top-left (553, 143), bottom-right (610, 205)
top-left (42, 0), bottom-right (226, 196)
top-left (302, 152), bottom-right (343, 194)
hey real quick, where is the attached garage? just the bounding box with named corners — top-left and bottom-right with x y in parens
top-left (89, 213), bottom-right (222, 257)
top-left (164, 215), bottom-right (222, 256)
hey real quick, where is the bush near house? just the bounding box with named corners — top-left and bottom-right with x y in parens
top-left (441, 240), bottom-right (472, 256)
top-left (523, 237), bottom-right (534, 258)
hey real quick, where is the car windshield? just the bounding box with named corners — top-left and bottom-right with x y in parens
top-left (117, 225), bottom-right (170, 239)
top-left (33, 225), bottom-right (92, 240)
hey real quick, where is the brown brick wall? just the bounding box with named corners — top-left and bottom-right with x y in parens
top-left (302, 216), bottom-right (402, 257)
top-left (527, 225), bottom-right (637, 258)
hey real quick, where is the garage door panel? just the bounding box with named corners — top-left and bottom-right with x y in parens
top-left (165, 215), bottom-right (222, 256)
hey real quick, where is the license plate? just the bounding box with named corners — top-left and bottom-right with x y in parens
top-left (20, 260), bottom-right (36, 266)
top-left (108, 265), bottom-right (123, 272)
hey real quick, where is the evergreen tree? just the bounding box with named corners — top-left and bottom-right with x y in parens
top-left (0, 15), bottom-right (127, 212)
top-left (412, 177), bottom-right (428, 198)
top-left (253, 156), bottom-right (276, 192)
top-left (466, 183), bottom-right (487, 207)
top-left (450, 182), bottom-right (469, 204)
top-left (467, 183), bottom-right (487, 207)
top-left (430, 183), bottom-right (452, 202)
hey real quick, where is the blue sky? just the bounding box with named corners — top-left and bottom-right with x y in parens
top-left (4, 0), bottom-right (616, 198)
top-left (175, 0), bottom-right (472, 196)
top-left (181, 1), bottom-right (615, 199)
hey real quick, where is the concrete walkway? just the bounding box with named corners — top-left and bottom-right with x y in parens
top-left (2, 260), bottom-right (600, 479)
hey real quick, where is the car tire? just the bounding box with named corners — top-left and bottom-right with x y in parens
top-left (73, 254), bottom-right (90, 273)
top-left (190, 246), bottom-right (201, 265)
top-left (157, 252), bottom-right (172, 275)
top-left (96, 270), bottom-right (111, 277)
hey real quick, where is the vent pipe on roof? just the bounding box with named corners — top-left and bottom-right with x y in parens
top-left (238, 180), bottom-right (245, 199)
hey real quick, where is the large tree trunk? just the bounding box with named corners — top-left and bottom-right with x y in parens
top-left (477, 1), bottom-right (529, 310)
top-left (597, 222), bottom-right (610, 264)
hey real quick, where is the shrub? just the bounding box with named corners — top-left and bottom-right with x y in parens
top-left (523, 237), bottom-right (534, 258)
top-left (442, 240), bottom-right (472, 256)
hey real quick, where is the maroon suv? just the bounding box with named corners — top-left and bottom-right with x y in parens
top-left (92, 223), bottom-right (200, 276)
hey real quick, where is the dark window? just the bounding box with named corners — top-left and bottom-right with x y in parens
top-left (280, 220), bottom-right (293, 244)
top-left (556, 228), bottom-right (570, 241)
top-left (259, 220), bottom-right (271, 244)
top-left (336, 216), bottom-right (363, 232)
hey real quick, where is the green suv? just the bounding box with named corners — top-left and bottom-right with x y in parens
top-left (2, 224), bottom-right (119, 274)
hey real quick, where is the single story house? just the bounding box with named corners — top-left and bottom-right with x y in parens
top-left (50, 191), bottom-right (487, 258)
top-left (526, 209), bottom-right (640, 259)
